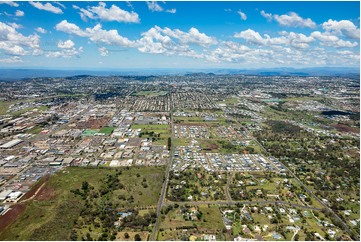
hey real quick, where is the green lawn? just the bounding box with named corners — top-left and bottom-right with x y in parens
top-left (81, 129), bottom-right (99, 136)
top-left (99, 126), bottom-right (115, 135)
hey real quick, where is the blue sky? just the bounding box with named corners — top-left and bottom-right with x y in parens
top-left (0, 1), bottom-right (359, 69)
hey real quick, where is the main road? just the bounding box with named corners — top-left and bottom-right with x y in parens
top-left (151, 89), bottom-right (174, 241)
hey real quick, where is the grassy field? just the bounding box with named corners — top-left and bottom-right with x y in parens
top-left (25, 125), bottom-right (43, 134)
top-left (158, 205), bottom-right (225, 240)
top-left (132, 124), bottom-right (170, 146)
top-left (111, 166), bottom-right (165, 207)
top-left (0, 166), bottom-right (165, 241)
top-left (99, 126), bottom-right (115, 135)
top-left (133, 91), bottom-right (168, 97)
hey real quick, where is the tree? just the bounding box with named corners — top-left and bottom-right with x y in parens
top-left (82, 181), bottom-right (89, 191)
top-left (167, 137), bottom-right (171, 150)
top-left (134, 234), bottom-right (141, 241)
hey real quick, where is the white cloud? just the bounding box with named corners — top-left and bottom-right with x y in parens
top-left (234, 29), bottom-right (265, 45)
top-left (166, 9), bottom-right (176, 14)
top-left (311, 31), bottom-right (339, 42)
top-left (47, 41), bottom-right (83, 58)
top-left (238, 10), bottom-right (247, 21)
top-left (35, 27), bottom-right (47, 34)
top-left (311, 31), bottom-right (358, 48)
top-left (234, 29), bottom-right (314, 48)
top-left (0, 56), bottom-right (22, 63)
top-left (0, 1), bottom-right (19, 7)
top-left (55, 20), bottom-right (134, 47)
top-left (136, 26), bottom-right (214, 59)
top-left (0, 21), bottom-right (40, 56)
top-left (146, 1), bottom-right (177, 14)
top-left (322, 19), bottom-right (360, 39)
top-left (147, 1), bottom-right (163, 12)
top-left (153, 26), bottom-right (218, 46)
top-left (54, 2), bottom-right (66, 9)
top-left (29, 2), bottom-right (63, 14)
top-left (55, 20), bottom-right (87, 37)
top-left (260, 11), bottom-right (316, 28)
top-left (15, 10), bottom-right (24, 17)
top-left (274, 12), bottom-right (316, 28)
top-left (98, 47), bottom-right (109, 56)
top-left (74, 2), bottom-right (140, 23)
top-left (9, 23), bottom-right (22, 29)
top-left (260, 10), bottom-right (272, 21)
top-left (58, 40), bottom-right (75, 49)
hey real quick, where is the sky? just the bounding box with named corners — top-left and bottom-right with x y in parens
top-left (0, 1), bottom-right (359, 69)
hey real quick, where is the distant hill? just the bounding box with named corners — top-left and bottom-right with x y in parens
top-left (0, 67), bottom-right (358, 81)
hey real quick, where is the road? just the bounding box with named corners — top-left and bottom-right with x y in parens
top-left (164, 200), bottom-right (322, 211)
top-left (150, 89), bottom-right (174, 241)
top-left (225, 172), bottom-right (234, 204)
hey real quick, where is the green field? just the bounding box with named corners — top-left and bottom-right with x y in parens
top-left (0, 166), bottom-right (165, 241)
top-left (81, 129), bottom-right (99, 136)
top-left (133, 91), bottom-right (168, 97)
top-left (99, 126), bottom-right (115, 135)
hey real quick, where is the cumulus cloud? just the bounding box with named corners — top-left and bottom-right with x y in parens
top-left (152, 26), bottom-right (218, 46)
top-left (260, 10), bottom-right (272, 21)
top-left (29, 2), bottom-right (63, 14)
top-left (234, 29), bottom-right (265, 45)
top-left (322, 19), bottom-right (360, 39)
top-left (136, 26), bottom-right (215, 59)
top-left (238, 10), bottom-right (247, 21)
top-left (73, 2), bottom-right (140, 23)
top-left (260, 11), bottom-right (316, 28)
top-left (234, 29), bottom-right (314, 48)
top-left (0, 1), bottom-right (19, 7)
top-left (35, 27), bottom-right (47, 34)
top-left (57, 39), bottom-right (75, 49)
top-left (274, 12), bottom-right (316, 28)
top-left (47, 40), bottom-right (83, 58)
top-left (0, 21), bottom-right (40, 56)
top-left (55, 20), bottom-right (134, 47)
top-left (15, 10), bottom-right (24, 17)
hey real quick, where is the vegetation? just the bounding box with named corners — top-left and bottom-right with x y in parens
top-left (0, 166), bottom-right (165, 241)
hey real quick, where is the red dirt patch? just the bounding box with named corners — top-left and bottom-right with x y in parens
top-left (333, 124), bottom-right (359, 134)
top-left (19, 175), bottom-right (49, 202)
top-left (34, 185), bottom-right (55, 201)
top-left (0, 204), bottom-right (26, 231)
